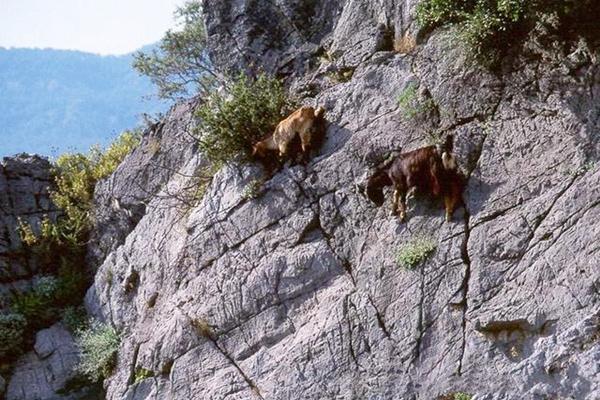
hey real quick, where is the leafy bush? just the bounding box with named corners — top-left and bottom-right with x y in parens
top-left (14, 132), bottom-right (138, 347)
top-left (11, 277), bottom-right (60, 328)
top-left (0, 313), bottom-right (27, 358)
top-left (397, 82), bottom-right (435, 119)
top-left (19, 131), bottom-right (140, 255)
top-left (396, 236), bottom-right (437, 269)
top-left (76, 321), bottom-right (120, 382)
top-left (133, 1), bottom-right (217, 100)
top-left (416, 0), bottom-right (600, 66)
top-left (61, 306), bottom-right (88, 333)
top-left (33, 276), bottom-right (59, 298)
top-left (194, 73), bottom-right (295, 166)
top-left (50, 130), bottom-right (140, 247)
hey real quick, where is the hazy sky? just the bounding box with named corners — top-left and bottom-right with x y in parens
top-left (1, 0), bottom-right (188, 55)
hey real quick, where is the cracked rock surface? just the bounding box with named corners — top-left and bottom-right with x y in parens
top-left (79, 1), bottom-right (600, 399)
top-left (0, 154), bottom-right (57, 302)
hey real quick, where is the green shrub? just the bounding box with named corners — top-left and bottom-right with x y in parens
top-left (396, 236), bottom-right (437, 269)
top-left (397, 82), bottom-right (435, 119)
top-left (53, 263), bottom-right (88, 308)
top-left (453, 393), bottom-right (473, 400)
top-left (242, 179), bottom-right (263, 200)
top-left (134, 367), bottom-right (155, 383)
top-left (0, 313), bottom-right (27, 358)
top-left (11, 277), bottom-right (60, 328)
top-left (50, 130), bottom-right (141, 247)
top-left (14, 132), bottom-right (138, 350)
top-left (416, 0), bottom-right (472, 29)
top-left (61, 306), bottom-right (88, 333)
top-left (19, 130), bottom-right (140, 255)
top-left (194, 73), bottom-right (295, 166)
top-left (33, 276), bottom-right (59, 298)
top-left (416, 0), bottom-right (599, 66)
top-left (76, 320), bottom-right (120, 382)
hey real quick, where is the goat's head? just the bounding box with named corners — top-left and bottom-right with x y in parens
top-left (438, 134), bottom-right (457, 170)
top-left (364, 169), bottom-right (392, 207)
top-left (252, 142), bottom-right (269, 159)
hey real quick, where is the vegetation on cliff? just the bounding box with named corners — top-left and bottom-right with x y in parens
top-left (416, 0), bottom-right (600, 66)
top-left (8, 132), bottom-right (139, 369)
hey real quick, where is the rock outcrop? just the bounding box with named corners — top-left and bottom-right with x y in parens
top-left (5, 323), bottom-right (100, 400)
top-left (0, 154), bottom-right (57, 303)
top-left (80, 1), bottom-right (600, 399)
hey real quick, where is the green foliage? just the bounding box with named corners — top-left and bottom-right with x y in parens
top-left (397, 82), bottom-right (435, 119)
top-left (416, 0), bottom-right (471, 28)
top-left (51, 130), bottom-right (141, 246)
top-left (396, 236), bottom-right (437, 269)
top-left (133, 1), bottom-right (216, 100)
top-left (416, 0), bottom-right (599, 66)
top-left (453, 393), bottom-right (473, 400)
top-left (61, 306), bottom-right (88, 333)
top-left (13, 132), bottom-right (138, 353)
top-left (134, 367), bottom-right (155, 383)
top-left (242, 179), bottom-right (263, 200)
top-left (194, 73), bottom-right (295, 166)
top-left (0, 313), bottom-right (27, 358)
top-left (19, 130), bottom-right (139, 253)
top-left (76, 320), bottom-right (120, 382)
top-left (11, 277), bottom-right (60, 328)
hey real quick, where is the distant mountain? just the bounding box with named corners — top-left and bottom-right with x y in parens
top-left (0, 47), bottom-right (167, 157)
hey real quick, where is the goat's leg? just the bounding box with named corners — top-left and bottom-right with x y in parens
top-left (392, 188), bottom-right (400, 217)
top-left (299, 130), bottom-right (312, 164)
top-left (278, 142), bottom-right (288, 160)
top-left (398, 191), bottom-right (407, 222)
top-left (444, 194), bottom-right (458, 222)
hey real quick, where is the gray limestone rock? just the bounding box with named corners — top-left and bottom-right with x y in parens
top-left (6, 323), bottom-right (101, 400)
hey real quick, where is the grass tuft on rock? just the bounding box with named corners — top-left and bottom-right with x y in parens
top-left (396, 236), bottom-right (437, 269)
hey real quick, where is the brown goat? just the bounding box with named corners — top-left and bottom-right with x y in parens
top-left (364, 135), bottom-right (464, 222)
top-left (252, 106), bottom-right (326, 161)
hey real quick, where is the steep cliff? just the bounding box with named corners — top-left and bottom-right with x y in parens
top-left (45, 1), bottom-right (600, 399)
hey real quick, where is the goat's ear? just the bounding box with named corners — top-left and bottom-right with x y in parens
top-left (444, 134), bottom-right (454, 153)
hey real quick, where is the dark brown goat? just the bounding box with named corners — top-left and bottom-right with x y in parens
top-left (364, 135), bottom-right (464, 222)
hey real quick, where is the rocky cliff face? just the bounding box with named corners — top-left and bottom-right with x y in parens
top-left (0, 155), bottom-right (57, 303)
top-left (56, 1), bottom-right (600, 399)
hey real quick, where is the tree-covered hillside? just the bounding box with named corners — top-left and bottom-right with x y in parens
top-left (0, 47), bottom-right (166, 157)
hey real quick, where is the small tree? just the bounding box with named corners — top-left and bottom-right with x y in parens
top-left (133, 1), bottom-right (218, 100)
top-left (194, 73), bottom-right (295, 166)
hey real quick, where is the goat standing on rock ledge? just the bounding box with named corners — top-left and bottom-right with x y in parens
top-left (252, 105), bottom-right (326, 163)
top-left (362, 135), bottom-right (465, 222)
